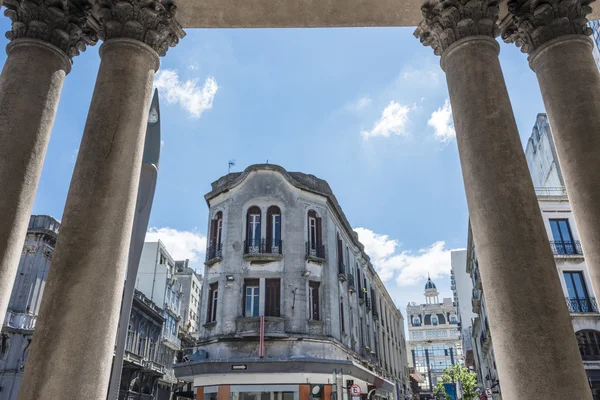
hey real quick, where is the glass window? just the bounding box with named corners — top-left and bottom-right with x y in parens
top-left (550, 219), bottom-right (575, 254)
top-left (247, 206), bottom-right (262, 250)
top-left (577, 330), bottom-right (600, 360)
top-left (244, 280), bottom-right (260, 317)
top-left (432, 316), bottom-right (438, 325)
top-left (564, 271), bottom-right (592, 312)
top-left (207, 283), bottom-right (218, 323)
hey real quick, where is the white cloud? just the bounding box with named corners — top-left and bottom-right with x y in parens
top-left (346, 96), bottom-right (372, 112)
top-left (361, 101), bottom-right (411, 139)
top-left (428, 99), bottom-right (455, 142)
top-left (145, 227), bottom-right (206, 265)
top-left (188, 65), bottom-right (199, 71)
top-left (355, 227), bottom-right (461, 285)
top-left (154, 69), bottom-right (218, 118)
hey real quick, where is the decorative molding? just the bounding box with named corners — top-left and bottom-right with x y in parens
top-left (96, 0), bottom-right (185, 56)
top-left (501, 0), bottom-right (593, 54)
top-left (4, 0), bottom-right (98, 59)
top-left (414, 0), bottom-right (500, 56)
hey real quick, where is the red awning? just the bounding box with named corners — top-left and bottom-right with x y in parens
top-left (410, 373), bottom-right (424, 383)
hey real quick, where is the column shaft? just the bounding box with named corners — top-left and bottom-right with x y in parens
top-left (530, 35), bottom-right (600, 300)
top-left (17, 38), bottom-right (158, 399)
top-left (0, 39), bottom-right (70, 327)
top-left (443, 36), bottom-right (591, 399)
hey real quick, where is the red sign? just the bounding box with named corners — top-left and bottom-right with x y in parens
top-left (350, 384), bottom-right (361, 396)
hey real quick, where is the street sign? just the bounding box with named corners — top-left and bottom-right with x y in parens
top-left (350, 384), bottom-right (362, 396)
top-left (485, 388), bottom-right (493, 398)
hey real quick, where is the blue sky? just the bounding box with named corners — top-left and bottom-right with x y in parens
top-left (3, 20), bottom-right (547, 323)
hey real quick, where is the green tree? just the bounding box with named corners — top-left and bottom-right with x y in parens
top-left (432, 365), bottom-right (478, 400)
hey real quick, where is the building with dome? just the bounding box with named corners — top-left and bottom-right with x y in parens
top-left (174, 164), bottom-right (410, 400)
top-left (406, 279), bottom-right (461, 399)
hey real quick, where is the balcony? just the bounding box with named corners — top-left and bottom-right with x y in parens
top-left (306, 242), bottom-right (326, 262)
top-left (338, 262), bottom-right (347, 282)
top-left (144, 360), bottom-right (166, 375)
top-left (365, 296), bottom-right (371, 313)
top-left (348, 274), bottom-right (356, 293)
top-left (124, 350), bottom-right (144, 366)
top-left (358, 288), bottom-right (365, 304)
top-left (243, 239), bottom-right (283, 262)
top-left (372, 309), bottom-right (380, 321)
top-left (205, 242), bottom-right (222, 266)
top-left (566, 297), bottom-right (599, 313)
top-left (551, 240), bottom-right (583, 257)
top-left (236, 316), bottom-right (286, 337)
top-left (472, 288), bottom-right (481, 314)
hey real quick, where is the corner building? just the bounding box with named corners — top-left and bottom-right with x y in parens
top-left (175, 164), bottom-right (409, 400)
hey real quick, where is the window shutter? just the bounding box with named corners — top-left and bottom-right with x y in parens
top-left (316, 217), bottom-right (322, 245)
top-left (265, 278), bottom-right (281, 317)
top-left (242, 281), bottom-right (247, 317)
top-left (337, 234), bottom-right (343, 271)
top-left (207, 289), bottom-right (213, 323)
top-left (266, 208), bottom-right (273, 248)
top-left (210, 219), bottom-right (217, 245)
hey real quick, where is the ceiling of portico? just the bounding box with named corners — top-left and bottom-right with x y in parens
top-left (173, 0), bottom-right (600, 29)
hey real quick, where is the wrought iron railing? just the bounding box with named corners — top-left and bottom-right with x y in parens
top-left (338, 261), bottom-right (346, 276)
top-left (550, 240), bottom-right (583, 255)
top-left (348, 274), bottom-right (355, 290)
top-left (205, 242), bottom-right (222, 262)
top-left (566, 297), bottom-right (599, 313)
top-left (305, 242), bottom-right (326, 259)
top-left (244, 239), bottom-right (283, 255)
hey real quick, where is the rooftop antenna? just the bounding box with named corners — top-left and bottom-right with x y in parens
top-left (228, 159), bottom-right (235, 173)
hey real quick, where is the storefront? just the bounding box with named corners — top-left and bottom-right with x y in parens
top-left (174, 358), bottom-right (396, 400)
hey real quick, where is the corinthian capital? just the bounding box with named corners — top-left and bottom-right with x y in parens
top-left (4, 0), bottom-right (98, 59)
top-left (97, 0), bottom-right (185, 56)
top-left (414, 0), bottom-right (501, 56)
top-left (501, 0), bottom-right (593, 54)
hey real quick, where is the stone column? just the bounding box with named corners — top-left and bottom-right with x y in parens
top-left (0, 0), bottom-right (95, 327)
top-left (415, 1), bottom-right (591, 398)
top-left (502, 0), bottom-right (600, 301)
top-left (16, 2), bottom-right (184, 398)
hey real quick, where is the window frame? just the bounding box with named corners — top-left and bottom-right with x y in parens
top-left (206, 282), bottom-right (219, 323)
top-left (265, 278), bottom-right (281, 317)
top-left (243, 278), bottom-right (260, 317)
top-left (309, 281), bottom-right (320, 321)
top-left (246, 206), bottom-right (262, 250)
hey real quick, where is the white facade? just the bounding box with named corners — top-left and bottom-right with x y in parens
top-left (524, 113), bottom-right (564, 190)
top-left (450, 250), bottom-right (477, 369)
top-left (175, 259), bottom-right (203, 335)
top-left (136, 241), bottom-right (183, 394)
top-left (406, 280), bottom-right (461, 400)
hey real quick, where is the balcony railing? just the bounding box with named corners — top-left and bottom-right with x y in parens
top-left (551, 240), bottom-right (583, 256)
top-left (365, 296), bottom-right (371, 311)
top-left (306, 242), bottom-right (326, 260)
top-left (244, 239), bottom-right (283, 255)
top-left (535, 186), bottom-right (567, 196)
top-left (205, 242), bottom-right (222, 262)
top-left (348, 274), bottom-right (356, 292)
top-left (566, 297), bottom-right (599, 313)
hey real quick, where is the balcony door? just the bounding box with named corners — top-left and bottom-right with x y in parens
top-left (564, 271), bottom-right (593, 312)
top-left (247, 206), bottom-right (261, 253)
top-left (550, 219), bottom-right (575, 254)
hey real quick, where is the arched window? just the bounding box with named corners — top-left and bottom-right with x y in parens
top-left (450, 315), bottom-right (457, 324)
top-left (436, 313), bottom-right (446, 324)
top-left (577, 330), bottom-right (600, 360)
top-left (412, 317), bottom-right (421, 327)
top-left (246, 206), bottom-right (261, 253)
top-left (424, 314), bottom-right (432, 325)
top-left (267, 206), bottom-right (281, 254)
top-left (207, 211), bottom-right (224, 261)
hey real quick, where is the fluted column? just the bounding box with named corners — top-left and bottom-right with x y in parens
top-left (0, 0), bottom-right (96, 328)
top-left (503, 0), bottom-right (600, 302)
top-left (17, 1), bottom-right (184, 398)
top-left (415, 1), bottom-right (591, 398)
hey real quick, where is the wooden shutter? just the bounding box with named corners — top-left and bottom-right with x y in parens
top-left (316, 217), bottom-right (322, 246)
top-left (265, 278), bottom-right (281, 317)
top-left (206, 287), bottom-right (214, 323)
top-left (340, 300), bottom-right (345, 333)
top-left (337, 234), bottom-right (343, 271)
top-left (310, 281), bottom-right (320, 321)
top-left (210, 219), bottom-right (218, 246)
